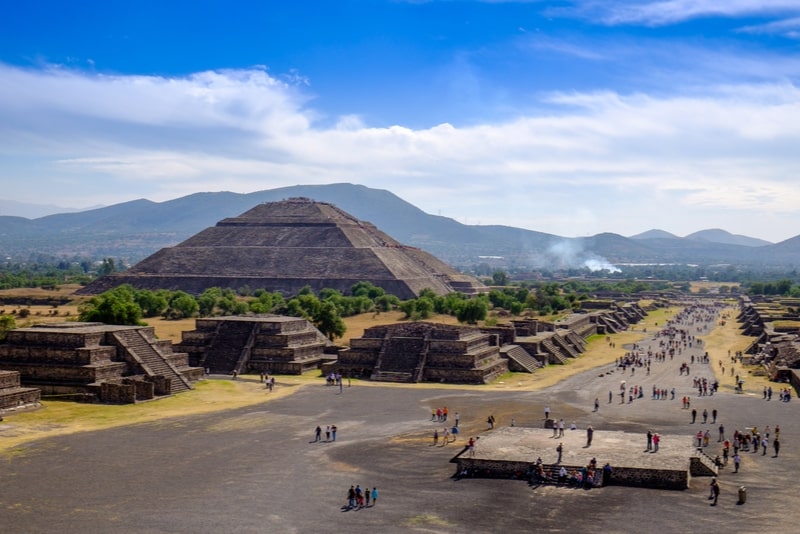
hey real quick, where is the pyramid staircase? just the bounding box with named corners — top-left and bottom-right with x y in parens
top-left (371, 336), bottom-right (425, 383)
top-left (502, 345), bottom-right (542, 373)
top-left (202, 321), bottom-right (257, 374)
top-left (552, 333), bottom-right (580, 359)
top-left (540, 337), bottom-right (570, 365)
top-left (565, 331), bottom-right (587, 351)
top-left (112, 330), bottom-right (193, 394)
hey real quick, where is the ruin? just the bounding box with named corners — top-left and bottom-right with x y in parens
top-left (330, 302), bottom-right (647, 384)
top-left (79, 198), bottom-right (485, 299)
top-left (0, 323), bottom-right (203, 403)
top-left (176, 316), bottom-right (334, 375)
top-left (0, 370), bottom-right (40, 412)
top-left (330, 322), bottom-right (509, 384)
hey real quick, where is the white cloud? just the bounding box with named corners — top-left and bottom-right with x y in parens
top-left (2, 63), bottom-right (800, 241)
top-left (565, 0), bottom-right (800, 26)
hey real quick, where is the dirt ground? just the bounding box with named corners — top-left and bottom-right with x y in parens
top-left (2, 299), bottom-right (796, 533)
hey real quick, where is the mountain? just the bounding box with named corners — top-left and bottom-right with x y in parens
top-left (0, 198), bottom-right (97, 218)
top-left (684, 228), bottom-right (772, 247)
top-left (0, 183), bottom-right (798, 269)
top-left (629, 229), bottom-right (680, 240)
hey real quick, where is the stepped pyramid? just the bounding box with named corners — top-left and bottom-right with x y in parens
top-left (80, 198), bottom-right (485, 299)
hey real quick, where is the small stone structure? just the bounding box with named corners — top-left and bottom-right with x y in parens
top-left (0, 322), bottom-right (203, 403)
top-left (0, 370), bottom-right (40, 411)
top-left (453, 427), bottom-right (716, 491)
top-left (176, 316), bottom-right (334, 375)
top-left (329, 322), bottom-right (509, 384)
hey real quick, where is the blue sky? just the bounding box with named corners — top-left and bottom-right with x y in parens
top-left (2, 1), bottom-right (800, 242)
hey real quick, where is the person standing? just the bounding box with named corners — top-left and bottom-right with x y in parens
top-left (710, 478), bottom-right (720, 506)
top-left (454, 412), bottom-right (460, 427)
top-left (691, 409), bottom-right (697, 424)
top-left (557, 442), bottom-right (563, 463)
top-left (711, 408), bottom-right (718, 423)
top-left (433, 429), bottom-right (439, 446)
top-left (733, 452), bottom-right (741, 473)
top-left (558, 419), bottom-right (565, 438)
top-left (718, 424), bottom-right (725, 442)
top-left (314, 425), bottom-right (322, 442)
top-left (331, 424), bottom-right (338, 442)
top-left (365, 486), bottom-right (371, 507)
top-left (773, 438), bottom-right (780, 457)
top-left (594, 398), bottom-right (599, 412)
top-left (325, 425), bottom-right (331, 442)
top-left (702, 409), bottom-right (708, 424)
top-left (586, 425), bottom-right (594, 447)
top-left (653, 432), bottom-right (660, 452)
top-left (646, 430), bottom-right (653, 451)
top-left (371, 487), bottom-right (378, 506)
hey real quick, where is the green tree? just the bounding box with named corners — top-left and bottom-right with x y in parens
top-left (135, 289), bottom-right (168, 318)
top-left (491, 271), bottom-right (509, 286)
top-left (164, 291), bottom-right (199, 319)
top-left (313, 300), bottom-right (346, 341)
top-left (0, 314), bottom-right (16, 341)
top-left (79, 285), bottom-right (143, 325)
top-left (456, 298), bottom-right (488, 324)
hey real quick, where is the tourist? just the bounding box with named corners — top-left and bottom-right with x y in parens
top-left (454, 412), bottom-right (460, 427)
top-left (331, 424), bottom-right (337, 441)
top-left (365, 485), bottom-right (371, 507)
top-left (433, 429), bottom-right (439, 446)
top-left (347, 485), bottom-right (356, 509)
top-left (594, 398), bottom-right (599, 412)
top-left (702, 408), bottom-right (708, 424)
top-left (314, 425), bottom-right (321, 442)
top-left (442, 427), bottom-right (450, 445)
top-left (431, 408), bottom-right (436, 421)
top-left (558, 419), bottom-right (565, 437)
top-left (557, 442), bottom-right (563, 463)
top-left (691, 408), bottom-right (697, 424)
top-left (733, 452), bottom-right (741, 473)
top-left (646, 430), bottom-right (653, 451)
top-left (443, 406), bottom-right (448, 421)
top-left (710, 478), bottom-right (720, 506)
top-left (371, 487), bottom-right (378, 506)
top-left (773, 438), bottom-right (780, 457)
top-left (762, 436), bottom-right (768, 455)
top-left (586, 425), bottom-right (594, 447)
top-left (325, 425), bottom-right (331, 442)
top-left (718, 424), bottom-right (725, 442)
top-left (468, 437), bottom-right (476, 457)
top-left (712, 408), bottom-right (717, 423)
top-left (545, 405), bottom-right (550, 419)
top-left (653, 432), bottom-right (660, 452)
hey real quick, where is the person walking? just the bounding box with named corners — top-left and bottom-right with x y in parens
top-left (586, 425), bottom-right (594, 447)
top-left (314, 425), bottom-right (322, 442)
top-left (733, 453), bottom-right (741, 473)
top-left (774, 438), bottom-right (781, 457)
top-left (691, 409), bottom-right (697, 424)
top-left (702, 409), bottom-right (708, 424)
top-left (711, 408), bottom-right (718, 423)
top-left (594, 398), bottom-right (599, 412)
top-left (331, 424), bottom-right (338, 441)
top-left (557, 442), bottom-right (563, 463)
top-left (653, 432), bottom-right (660, 452)
top-left (710, 478), bottom-right (720, 506)
top-left (371, 487), bottom-right (378, 506)
top-left (433, 429), bottom-right (439, 446)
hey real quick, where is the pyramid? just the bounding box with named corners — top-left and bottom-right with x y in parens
top-left (80, 198), bottom-right (485, 299)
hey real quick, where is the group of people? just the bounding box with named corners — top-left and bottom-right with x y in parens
top-left (313, 424), bottom-right (338, 442)
top-left (345, 485), bottom-right (378, 510)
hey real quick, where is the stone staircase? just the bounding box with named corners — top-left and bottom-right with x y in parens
top-left (371, 337), bottom-right (425, 382)
top-left (552, 333), bottom-right (580, 359)
top-left (370, 370), bottom-right (414, 383)
top-left (112, 330), bottom-right (193, 394)
top-left (203, 321), bottom-right (256, 374)
top-left (565, 331), bottom-right (587, 351)
top-left (690, 449), bottom-right (719, 476)
top-left (502, 345), bottom-right (542, 373)
top-left (541, 338), bottom-right (570, 365)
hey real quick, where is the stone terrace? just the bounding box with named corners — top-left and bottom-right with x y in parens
top-left (454, 426), bottom-right (710, 490)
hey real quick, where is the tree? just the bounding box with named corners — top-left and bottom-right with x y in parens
top-left (457, 298), bottom-right (488, 324)
top-left (313, 300), bottom-right (346, 341)
top-left (79, 285), bottom-right (143, 325)
top-left (164, 291), bottom-right (199, 319)
top-left (0, 314), bottom-right (15, 341)
top-left (491, 271), bottom-right (509, 286)
top-left (135, 289), bottom-right (168, 318)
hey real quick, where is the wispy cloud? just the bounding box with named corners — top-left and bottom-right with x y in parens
top-left (738, 16), bottom-right (800, 39)
top-left (2, 63), bottom-right (800, 240)
top-left (561, 0), bottom-right (800, 26)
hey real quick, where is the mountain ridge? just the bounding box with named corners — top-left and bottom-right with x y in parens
top-left (1, 183), bottom-right (798, 269)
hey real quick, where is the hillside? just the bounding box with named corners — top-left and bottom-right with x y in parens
top-left (1, 183), bottom-right (798, 269)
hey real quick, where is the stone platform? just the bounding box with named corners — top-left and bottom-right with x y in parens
top-left (453, 426), bottom-right (713, 490)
